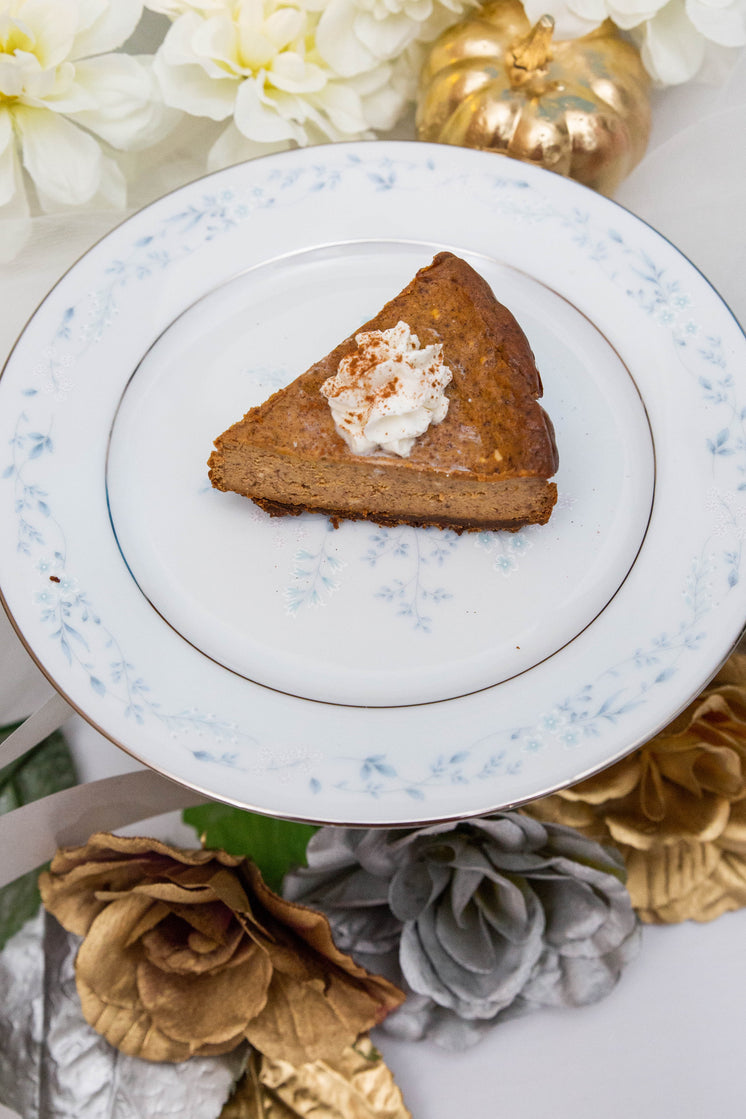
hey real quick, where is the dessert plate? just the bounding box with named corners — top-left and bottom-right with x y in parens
top-left (1, 141), bottom-right (745, 825)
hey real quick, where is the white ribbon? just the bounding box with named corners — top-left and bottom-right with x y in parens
top-left (0, 691), bottom-right (73, 770)
top-left (0, 769), bottom-right (208, 890)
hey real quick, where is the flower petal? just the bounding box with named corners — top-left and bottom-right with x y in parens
top-left (138, 944), bottom-right (271, 1047)
top-left (137, 943), bottom-right (272, 1045)
top-left (154, 26), bottom-right (238, 119)
top-left (75, 897), bottom-right (198, 1061)
top-left (159, 10), bottom-right (206, 64)
top-left (314, 81), bottom-right (372, 134)
top-left (316, 0), bottom-right (378, 76)
top-left (352, 10), bottom-right (420, 60)
top-left (606, 0), bottom-right (670, 28)
top-left (140, 910), bottom-right (247, 974)
top-left (0, 105), bottom-right (12, 156)
top-left (686, 0), bottom-right (746, 44)
top-left (160, 8), bottom-right (243, 79)
top-left (234, 77), bottom-right (305, 142)
top-left (257, 6), bottom-right (306, 56)
top-left (67, 54), bottom-right (177, 149)
top-left (269, 54), bottom-right (328, 94)
top-left (352, 76), bottom-right (406, 132)
top-left (76, 896), bottom-right (162, 1010)
top-left (206, 119), bottom-right (289, 171)
top-left (286, 816), bottom-right (640, 1046)
top-left (192, 13), bottom-right (247, 76)
top-left (148, 72), bottom-right (224, 124)
top-left (14, 105), bottom-right (103, 206)
top-left (0, 108), bottom-right (22, 208)
top-left (636, 3), bottom-right (707, 83)
top-left (17, 0), bottom-right (78, 68)
top-left (563, 0), bottom-right (611, 18)
top-left (37, 66), bottom-right (99, 114)
top-left (145, 0), bottom-right (198, 13)
top-left (264, 6), bottom-right (306, 48)
top-left (0, 55), bottom-right (27, 99)
top-left (71, 0), bottom-right (144, 60)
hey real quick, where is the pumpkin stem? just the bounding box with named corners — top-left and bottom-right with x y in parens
top-left (508, 15), bottom-right (555, 88)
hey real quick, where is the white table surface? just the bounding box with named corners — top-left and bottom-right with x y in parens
top-left (2, 16), bottom-right (746, 1118)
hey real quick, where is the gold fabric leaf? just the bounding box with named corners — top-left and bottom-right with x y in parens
top-left (220, 1038), bottom-right (411, 1119)
top-left (39, 833), bottom-right (404, 1063)
top-left (242, 862), bottom-right (404, 1066)
top-left (626, 842), bottom-right (746, 923)
top-left (525, 651), bottom-right (746, 922)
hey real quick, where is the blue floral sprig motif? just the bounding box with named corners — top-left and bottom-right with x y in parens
top-left (42, 165), bottom-right (341, 359)
top-left (285, 522), bottom-right (345, 614)
top-left (23, 191), bottom-right (262, 396)
top-left (2, 419), bottom-right (268, 750)
top-left (699, 370), bottom-right (746, 492)
top-left (304, 543), bottom-right (726, 799)
top-left (557, 203), bottom-right (746, 600)
top-left (32, 570), bottom-right (258, 746)
top-left (344, 150), bottom-right (435, 193)
top-left (4, 413), bottom-right (57, 557)
top-left (706, 487), bottom-right (746, 588)
top-left (474, 527), bottom-right (536, 575)
top-left (310, 746), bottom-right (523, 800)
top-left (560, 211), bottom-right (742, 467)
top-left (362, 526), bottom-right (457, 633)
top-left (244, 365), bottom-right (291, 396)
top-left (4, 148), bottom-right (746, 800)
top-left (81, 191), bottom-right (255, 346)
top-left (1, 163), bottom-right (354, 755)
top-left (561, 211), bottom-right (705, 343)
top-left (505, 552), bottom-right (715, 756)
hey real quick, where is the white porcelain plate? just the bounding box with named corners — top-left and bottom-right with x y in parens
top-left (1, 142), bottom-right (745, 825)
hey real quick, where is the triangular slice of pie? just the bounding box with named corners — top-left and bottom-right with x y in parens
top-left (208, 253), bottom-right (558, 532)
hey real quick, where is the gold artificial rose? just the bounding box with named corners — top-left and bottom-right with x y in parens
top-left (39, 833), bottom-right (404, 1064)
top-left (525, 653), bottom-right (746, 923)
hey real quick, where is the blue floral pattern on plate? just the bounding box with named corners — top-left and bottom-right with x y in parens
top-left (2, 141), bottom-right (745, 820)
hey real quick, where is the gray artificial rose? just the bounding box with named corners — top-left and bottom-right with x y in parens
top-left (284, 814), bottom-right (641, 1049)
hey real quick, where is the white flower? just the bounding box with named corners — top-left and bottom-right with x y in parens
top-left (316, 0), bottom-right (479, 79)
top-left (148, 0), bottom-right (409, 169)
top-left (522, 0), bottom-right (746, 84)
top-left (147, 0), bottom-right (230, 14)
top-left (0, 0), bottom-right (174, 226)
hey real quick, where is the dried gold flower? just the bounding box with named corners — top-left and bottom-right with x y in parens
top-left (525, 653), bottom-right (746, 923)
top-left (39, 833), bottom-right (404, 1064)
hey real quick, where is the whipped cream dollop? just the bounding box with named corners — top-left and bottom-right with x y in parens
top-left (320, 321), bottom-right (452, 457)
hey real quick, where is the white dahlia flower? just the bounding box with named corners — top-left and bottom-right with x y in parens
top-left (316, 0), bottom-right (479, 80)
top-left (0, 0), bottom-right (174, 224)
top-left (146, 0), bottom-right (408, 170)
top-left (522, 0), bottom-right (746, 84)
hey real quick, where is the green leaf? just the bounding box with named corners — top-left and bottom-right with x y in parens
top-left (183, 803), bottom-right (318, 893)
top-left (0, 722), bottom-right (77, 950)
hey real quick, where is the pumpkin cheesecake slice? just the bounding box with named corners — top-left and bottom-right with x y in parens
top-left (208, 252), bottom-right (559, 532)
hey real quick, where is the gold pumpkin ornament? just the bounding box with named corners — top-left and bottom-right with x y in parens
top-left (416, 0), bottom-right (652, 195)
